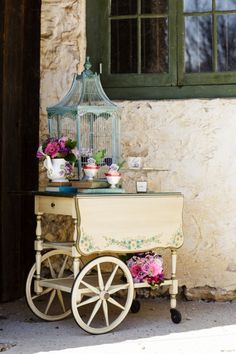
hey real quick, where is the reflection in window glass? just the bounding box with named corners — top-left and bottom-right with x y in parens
top-left (185, 16), bottom-right (213, 73)
top-left (141, 18), bottom-right (168, 73)
top-left (217, 14), bottom-right (236, 71)
top-left (216, 0), bottom-right (236, 11)
top-left (141, 0), bottom-right (168, 14)
top-left (110, 0), bottom-right (137, 16)
top-left (111, 20), bottom-right (137, 73)
top-left (184, 0), bottom-right (212, 12)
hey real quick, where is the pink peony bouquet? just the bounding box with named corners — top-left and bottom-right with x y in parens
top-left (127, 251), bottom-right (164, 287)
top-left (36, 136), bottom-right (80, 163)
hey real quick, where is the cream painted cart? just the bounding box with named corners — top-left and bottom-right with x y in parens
top-left (26, 192), bottom-right (184, 334)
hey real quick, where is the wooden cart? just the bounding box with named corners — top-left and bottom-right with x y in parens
top-left (26, 192), bottom-right (184, 334)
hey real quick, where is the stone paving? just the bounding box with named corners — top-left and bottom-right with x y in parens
top-left (0, 297), bottom-right (236, 354)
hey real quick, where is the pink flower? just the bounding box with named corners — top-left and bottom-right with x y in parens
top-left (127, 252), bottom-right (164, 287)
top-left (36, 147), bottom-right (45, 159)
top-left (44, 142), bottom-right (60, 158)
top-left (147, 262), bottom-right (162, 277)
top-left (130, 264), bottom-right (143, 280)
top-left (58, 136), bottom-right (67, 149)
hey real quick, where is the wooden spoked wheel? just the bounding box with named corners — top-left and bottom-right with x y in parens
top-left (25, 250), bottom-right (73, 321)
top-left (71, 256), bottom-right (134, 334)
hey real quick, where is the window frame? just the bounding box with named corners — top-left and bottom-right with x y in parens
top-left (101, 0), bottom-right (177, 87)
top-left (177, 0), bottom-right (236, 86)
top-left (86, 0), bottom-right (236, 99)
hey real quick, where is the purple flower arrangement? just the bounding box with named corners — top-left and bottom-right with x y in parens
top-left (36, 136), bottom-right (80, 163)
top-left (127, 252), bottom-right (164, 287)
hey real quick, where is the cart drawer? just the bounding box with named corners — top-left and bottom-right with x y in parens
top-left (35, 195), bottom-right (76, 217)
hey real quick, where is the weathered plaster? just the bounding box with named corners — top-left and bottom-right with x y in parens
top-left (119, 99), bottom-right (236, 299)
top-left (40, 0), bottom-right (236, 300)
top-left (40, 0), bottom-right (86, 185)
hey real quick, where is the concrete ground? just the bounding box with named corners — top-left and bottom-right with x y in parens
top-left (0, 297), bottom-right (236, 354)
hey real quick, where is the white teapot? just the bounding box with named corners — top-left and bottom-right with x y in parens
top-left (43, 156), bottom-right (68, 182)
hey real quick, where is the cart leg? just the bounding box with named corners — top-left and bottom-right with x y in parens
top-left (34, 213), bottom-right (43, 294)
top-left (72, 217), bottom-right (81, 278)
top-left (169, 249), bottom-right (182, 324)
top-left (170, 249), bottom-right (178, 309)
top-left (72, 246), bottom-right (81, 278)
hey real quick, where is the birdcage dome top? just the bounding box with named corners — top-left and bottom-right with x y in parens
top-left (47, 57), bottom-right (118, 117)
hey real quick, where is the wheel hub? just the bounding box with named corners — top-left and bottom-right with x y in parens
top-left (100, 291), bottom-right (110, 300)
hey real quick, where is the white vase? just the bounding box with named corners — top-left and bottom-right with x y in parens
top-left (44, 157), bottom-right (68, 182)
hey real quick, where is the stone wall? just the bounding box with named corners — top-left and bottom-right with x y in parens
top-left (40, 0), bottom-right (86, 184)
top-left (40, 0), bottom-right (236, 300)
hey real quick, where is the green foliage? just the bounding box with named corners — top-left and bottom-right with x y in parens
top-left (92, 149), bottom-right (106, 164)
top-left (117, 160), bottom-right (125, 169)
top-left (65, 153), bottom-right (77, 164)
top-left (65, 138), bottom-right (77, 149)
top-left (119, 254), bottom-right (134, 263)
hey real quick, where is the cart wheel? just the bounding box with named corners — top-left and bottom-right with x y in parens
top-left (130, 299), bottom-right (141, 313)
top-left (26, 249), bottom-right (73, 321)
top-left (71, 256), bottom-right (134, 334)
top-left (170, 308), bottom-right (182, 324)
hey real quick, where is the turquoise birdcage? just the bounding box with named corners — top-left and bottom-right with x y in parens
top-left (46, 57), bottom-right (121, 178)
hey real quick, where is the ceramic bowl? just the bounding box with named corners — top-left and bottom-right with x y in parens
top-left (83, 166), bottom-right (99, 180)
top-left (105, 173), bottom-right (121, 188)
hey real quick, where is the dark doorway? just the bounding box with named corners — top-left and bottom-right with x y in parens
top-left (0, 0), bottom-right (41, 301)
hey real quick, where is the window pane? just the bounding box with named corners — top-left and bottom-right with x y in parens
top-left (184, 0), bottom-right (212, 12)
top-left (141, 18), bottom-right (168, 73)
top-left (110, 0), bottom-right (137, 16)
top-left (216, 0), bottom-right (236, 11)
top-left (141, 0), bottom-right (168, 14)
top-left (185, 16), bottom-right (213, 73)
top-left (217, 14), bottom-right (236, 71)
top-left (111, 20), bottom-right (137, 73)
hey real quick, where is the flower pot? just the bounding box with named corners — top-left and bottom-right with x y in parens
top-left (105, 173), bottom-right (121, 188)
top-left (83, 165), bottom-right (99, 180)
top-left (44, 157), bottom-right (69, 182)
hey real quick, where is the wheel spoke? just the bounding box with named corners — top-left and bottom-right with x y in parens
top-left (102, 300), bottom-right (109, 326)
top-left (26, 250), bottom-right (73, 321)
top-left (105, 265), bottom-right (119, 291)
top-left (57, 290), bottom-right (66, 313)
top-left (31, 287), bottom-right (52, 300)
top-left (81, 280), bottom-right (100, 295)
top-left (108, 283), bottom-right (129, 295)
top-left (77, 295), bottom-right (100, 308)
top-left (87, 299), bottom-right (102, 326)
top-left (71, 256), bottom-right (134, 334)
top-left (45, 289), bottom-right (56, 314)
top-left (107, 297), bottom-right (125, 310)
top-left (47, 258), bottom-right (56, 278)
top-left (97, 264), bottom-right (104, 290)
top-left (58, 256), bottom-right (69, 278)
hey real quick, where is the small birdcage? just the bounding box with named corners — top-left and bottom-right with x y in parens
top-left (46, 57), bottom-right (121, 179)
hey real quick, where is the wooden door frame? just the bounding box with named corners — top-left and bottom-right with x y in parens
top-left (0, 0), bottom-right (41, 301)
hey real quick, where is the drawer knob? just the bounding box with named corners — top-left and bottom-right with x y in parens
top-left (51, 202), bottom-right (55, 208)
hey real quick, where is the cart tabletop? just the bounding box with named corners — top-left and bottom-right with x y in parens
top-left (34, 191), bottom-right (184, 255)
